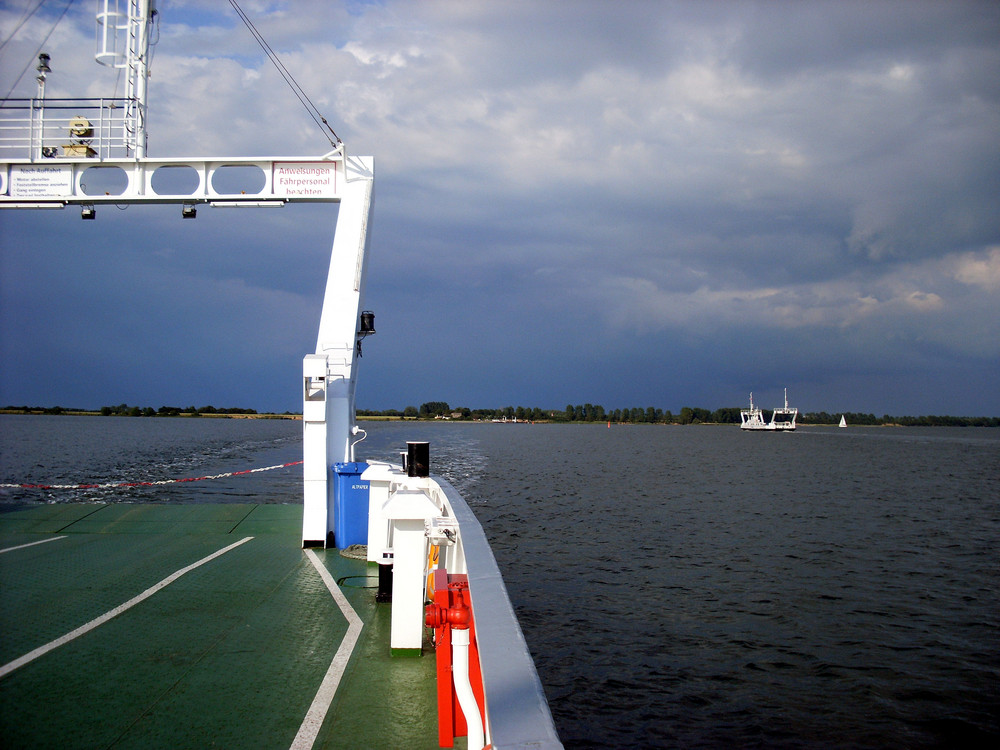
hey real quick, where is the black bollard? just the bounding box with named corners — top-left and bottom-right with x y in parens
top-left (407, 441), bottom-right (429, 477)
top-left (376, 554), bottom-right (393, 603)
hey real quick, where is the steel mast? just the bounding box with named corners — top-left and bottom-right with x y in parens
top-left (96, 0), bottom-right (153, 158)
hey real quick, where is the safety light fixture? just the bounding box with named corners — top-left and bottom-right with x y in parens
top-left (181, 204), bottom-right (197, 219)
top-left (355, 310), bottom-right (375, 357)
top-left (358, 310), bottom-right (376, 336)
top-left (81, 204), bottom-right (96, 220)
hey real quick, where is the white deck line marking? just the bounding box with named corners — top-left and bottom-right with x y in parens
top-left (290, 549), bottom-right (364, 750)
top-left (0, 535), bottom-right (67, 554)
top-left (0, 536), bottom-right (254, 679)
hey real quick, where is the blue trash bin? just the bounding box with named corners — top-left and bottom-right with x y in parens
top-left (332, 462), bottom-right (370, 548)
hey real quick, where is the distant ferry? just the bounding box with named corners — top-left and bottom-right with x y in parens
top-left (740, 388), bottom-right (798, 431)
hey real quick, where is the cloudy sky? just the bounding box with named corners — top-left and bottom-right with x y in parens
top-left (1, 0), bottom-right (998, 416)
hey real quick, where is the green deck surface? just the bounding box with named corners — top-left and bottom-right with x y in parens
top-left (0, 503), bottom-right (462, 749)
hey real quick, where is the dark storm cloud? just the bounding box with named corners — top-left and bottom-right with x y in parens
top-left (1, 1), bottom-right (997, 414)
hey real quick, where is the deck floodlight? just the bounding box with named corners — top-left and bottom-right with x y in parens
top-left (81, 204), bottom-right (96, 220)
top-left (182, 204), bottom-right (197, 219)
top-left (37, 53), bottom-right (51, 75)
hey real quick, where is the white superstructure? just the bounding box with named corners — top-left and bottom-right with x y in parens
top-left (740, 392), bottom-right (768, 429)
top-left (740, 388), bottom-right (798, 431)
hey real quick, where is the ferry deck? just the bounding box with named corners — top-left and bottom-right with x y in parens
top-left (0, 502), bottom-right (459, 749)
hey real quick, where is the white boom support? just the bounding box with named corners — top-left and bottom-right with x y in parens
top-left (302, 155), bottom-right (375, 546)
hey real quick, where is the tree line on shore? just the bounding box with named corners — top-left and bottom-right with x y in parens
top-left (5, 402), bottom-right (997, 427)
top-left (357, 402), bottom-right (1000, 427)
top-left (2, 404), bottom-right (262, 417)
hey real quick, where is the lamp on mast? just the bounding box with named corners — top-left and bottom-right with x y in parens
top-left (36, 54), bottom-right (52, 157)
top-left (36, 53), bottom-right (51, 90)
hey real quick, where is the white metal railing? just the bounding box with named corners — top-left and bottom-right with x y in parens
top-left (0, 98), bottom-right (140, 161)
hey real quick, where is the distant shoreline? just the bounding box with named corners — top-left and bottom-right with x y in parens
top-left (0, 408), bottom-right (299, 420)
top-left (2, 409), bottom-right (997, 427)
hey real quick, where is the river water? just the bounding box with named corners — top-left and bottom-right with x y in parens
top-left (2, 416), bottom-right (998, 748)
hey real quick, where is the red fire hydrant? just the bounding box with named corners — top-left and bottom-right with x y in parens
top-left (424, 572), bottom-right (486, 748)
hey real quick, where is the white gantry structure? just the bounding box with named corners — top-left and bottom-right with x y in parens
top-left (0, 0), bottom-right (373, 546)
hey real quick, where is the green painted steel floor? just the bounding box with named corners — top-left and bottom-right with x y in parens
top-left (0, 503), bottom-right (463, 749)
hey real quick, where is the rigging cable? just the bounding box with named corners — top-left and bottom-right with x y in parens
top-left (0, 0), bottom-right (47, 54)
top-left (0, 0), bottom-right (76, 102)
top-left (228, 0), bottom-right (342, 148)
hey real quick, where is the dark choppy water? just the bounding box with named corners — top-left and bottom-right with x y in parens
top-left (0, 415), bottom-right (303, 503)
top-left (2, 416), bottom-right (998, 748)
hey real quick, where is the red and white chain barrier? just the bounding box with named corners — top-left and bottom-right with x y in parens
top-left (0, 461), bottom-right (303, 490)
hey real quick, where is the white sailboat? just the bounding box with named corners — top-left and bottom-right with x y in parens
top-left (839, 415), bottom-right (847, 427)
